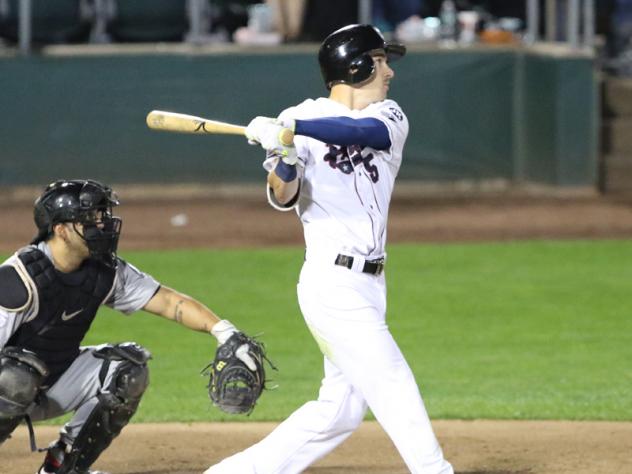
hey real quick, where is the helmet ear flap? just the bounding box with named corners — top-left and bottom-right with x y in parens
top-left (347, 53), bottom-right (376, 85)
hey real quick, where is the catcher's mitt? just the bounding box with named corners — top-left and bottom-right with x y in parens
top-left (204, 332), bottom-right (273, 415)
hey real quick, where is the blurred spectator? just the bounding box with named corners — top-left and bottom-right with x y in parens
top-left (606, 0), bottom-right (632, 75)
top-left (106, 0), bottom-right (189, 43)
top-left (233, 0), bottom-right (303, 46)
top-left (210, 0), bottom-right (261, 42)
top-left (422, 0), bottom-right (524, 19)
top-left (610, 0), bottom-right (632, 57)
top-left (474, 0), bottom-right (525, 20)
top-left (0, 0), bottom-right (92, 46)
top-left (598, 0), bottom-right (617, 43)
top-left (271, 0), bottom-right (307, 41)
top-left (233, 0), bottom-right (279, 45)
top-left (373, 0), bottom-right (424, 33)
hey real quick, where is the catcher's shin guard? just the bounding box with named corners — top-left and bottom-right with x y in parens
top-left (54, 345), bottom-right (150, 473)
top-left (0, 347), bottom-right (48, 444)
top-left (0, 416), bottom-right (22, 445)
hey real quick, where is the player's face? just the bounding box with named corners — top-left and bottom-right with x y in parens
top-left (363, 52), bottom-right (394, 100)
top-left (58, 222), bottom-right (90, 258)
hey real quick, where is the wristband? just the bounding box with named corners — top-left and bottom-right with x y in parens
top-left (274, 160), bottom-right (297, 182)
top-left (211, 319), bottom-right (237, 345)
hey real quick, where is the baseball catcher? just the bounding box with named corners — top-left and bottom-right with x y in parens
top-left (0, 179), bottom-right (271, 474)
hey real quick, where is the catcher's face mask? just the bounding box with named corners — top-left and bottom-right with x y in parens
top-left (73, 207), bottom-right (122, 268)
top-left (72, 181), bottom-right (122, 267)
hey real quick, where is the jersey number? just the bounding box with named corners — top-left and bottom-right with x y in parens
top-left (323, 144), bottom-right (379, 183)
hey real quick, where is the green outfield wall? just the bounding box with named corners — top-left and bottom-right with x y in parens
top-left (0, 44), bottom-right (597, 187)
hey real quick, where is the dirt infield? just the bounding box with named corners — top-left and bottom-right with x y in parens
top-left (3, 420), bottom-right (632, 474)
top-left (2, 191), bottom-right (632, 253)
top-left (1, 190), bottom-right (632, 473)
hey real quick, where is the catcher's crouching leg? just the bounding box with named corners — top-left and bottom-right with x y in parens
top-left (0, 347), bottom-right (48, 445)
top-left (51, 343), bottom-right (151, 474)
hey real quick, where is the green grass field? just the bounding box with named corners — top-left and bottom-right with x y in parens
top-left (6, 240), bottom-right (632, 423)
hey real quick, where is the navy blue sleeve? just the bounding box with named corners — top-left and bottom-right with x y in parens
top-left (294, 116), bottom-right (391, 150)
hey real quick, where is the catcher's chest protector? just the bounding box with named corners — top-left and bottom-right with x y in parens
top-left (7, 247), bottom-right (115, 386)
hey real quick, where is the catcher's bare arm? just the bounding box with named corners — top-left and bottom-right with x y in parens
top-left (143, 286), bottom-right (239, 342)
top-left (143, 286), bottom-right (220, 332)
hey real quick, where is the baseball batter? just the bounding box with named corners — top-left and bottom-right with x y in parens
top-left (206, 24), bottom-right (453, 474)
top-left (0, 179), bottom-right (262, 474)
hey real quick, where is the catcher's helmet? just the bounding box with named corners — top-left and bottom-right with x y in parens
top-left (318, 24), bottom-right (406, 90)
top-left (32, 179), bottom-right (122, 267)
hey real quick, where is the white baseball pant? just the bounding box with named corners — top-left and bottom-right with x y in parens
top-left (205, 260), bottom-right (453, 474)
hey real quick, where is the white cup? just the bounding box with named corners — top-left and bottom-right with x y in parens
top-left (248, 4), bottom-right (273, 33)
top-left (458, 11), bottom-right (479, 44)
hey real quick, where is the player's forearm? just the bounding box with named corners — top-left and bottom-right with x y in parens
top-left (294, 117), bottom-right (391, 149)
top-left (144, 286), bottom-right (221, 333)
top-left (268, 167), bottom-right (299, 205)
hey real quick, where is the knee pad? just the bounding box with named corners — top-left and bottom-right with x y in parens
top-left (0, 347), bottom-right (48, 444)
top-left (0, 347), bottom-right (49, 416)
top-left (110, 357), bottom-right (150, 404)
top-left (55, 343), bottom-right (150, 473)
top-left (94, 342), bottom-right (150, 405)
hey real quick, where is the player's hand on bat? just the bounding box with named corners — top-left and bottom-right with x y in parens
top-left (246, 116), bottom-right (297, 165)
top-left (246, 116), bottom-right (294, 146)
top-left (245, 116), bottom-right (278, 145)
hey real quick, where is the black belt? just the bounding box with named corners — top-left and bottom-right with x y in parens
top-left (334, 254), bottom-right (385, 276)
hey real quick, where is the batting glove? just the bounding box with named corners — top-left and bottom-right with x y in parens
top-left (279, 118), bottom-right (296, 133)
top-left (273, 118), bottom-right (297, 165)
top-left (211, 319), bottom-right (257, 371)
top-left (246, 116), bottom-right (297, 165)
top-left (245, 116), bottom-right (277, 145)
top-left (268, 147), bottom-right (297, 166)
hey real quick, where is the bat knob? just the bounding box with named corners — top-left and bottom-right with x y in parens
top-left (279, 128), bottom-right (294, 147)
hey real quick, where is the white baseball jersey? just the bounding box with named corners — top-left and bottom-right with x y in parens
top-left (265, 97), bottom-right (409, 261)
top-left (0, 242), bottom-right (160, 348)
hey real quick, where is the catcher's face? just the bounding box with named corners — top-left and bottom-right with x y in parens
top-left (73, 208), bottom-right (122, 267)
top-left (56, 222), bottom-right (90, 260)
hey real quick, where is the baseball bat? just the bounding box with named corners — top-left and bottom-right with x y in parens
top-left (145, 110), bottom-right (294, 146)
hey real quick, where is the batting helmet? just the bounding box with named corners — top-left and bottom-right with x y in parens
top-left (32, 179), bottom-right (122, 267)
top-left (318, 24), bottom-right (406, 90)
